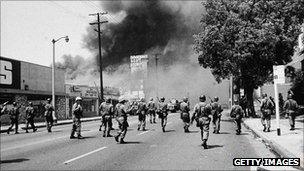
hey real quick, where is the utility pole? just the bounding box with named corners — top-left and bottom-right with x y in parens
top-left (154, 54), bottom-right (161, 99)
top-left (89, 12), bottom-right (108, 101)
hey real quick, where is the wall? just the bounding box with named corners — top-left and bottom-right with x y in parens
top-left (20, 61), bottom-right (65, 93)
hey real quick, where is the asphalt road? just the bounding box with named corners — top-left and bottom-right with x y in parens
top-left (1, 112), bottom-right (281, 170)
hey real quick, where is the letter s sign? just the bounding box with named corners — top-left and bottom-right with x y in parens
top-left (0, 60), bottom-right (12, 85)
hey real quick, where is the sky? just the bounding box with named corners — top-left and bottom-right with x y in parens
top-left (0, 1), bottom-right (113, 66)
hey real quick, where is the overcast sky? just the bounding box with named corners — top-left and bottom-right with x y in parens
top-left (0, 1), bottom-right (112, 66)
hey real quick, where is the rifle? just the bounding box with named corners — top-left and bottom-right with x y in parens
top-left (208, 96), bottom-right (213, 103)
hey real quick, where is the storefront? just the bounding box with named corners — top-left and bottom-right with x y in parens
top-left (0, 56), bottom-right (66, 124)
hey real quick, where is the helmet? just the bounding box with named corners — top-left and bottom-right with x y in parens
top-left (160, 97), bottom-right (165, 101)
top-left (13, 102), bottom-right (17, 106)
top-left (76, 97), bottom-right (82, 101)
top-left (183, 97), bottom-right (187, 102)
top-left (140, 98), bottom-right (145, 102)
top-left (287, 93), bottom-right (293, 99)
top-left (47, 98), bottom-right (52, 102)
top-left (29, 102), bottom-right (33, 106)
top-left (106, 98), bottom-right (111, 103)
top-left (199, 95), bottom-right (206, 102)
top-left (119, 98), bottom-right (125, 103)
top-left (262, 93), bottom-right (267, 98)
top-left (214, 96), bottom-right (219, 102)
top-left (150, 97), bottom-right (153, 101)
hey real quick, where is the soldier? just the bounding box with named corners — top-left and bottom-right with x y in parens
top-left (180, 97), bottom-right (191, 133)
top-left (70, 97), bottom-right (84, 139)
top-left (191, 95), bottom-right (212, 149)
top-left (260, 93), bottom-right (274, 132)
top-left (44, 98), bottom-right (54, 132)
top-left (147, 98), bottom-right (157, 124)
top-left (114, 99), bottom-right (133, 144)
top-left (1, 101), bottom-right (9, 116)
top-left (283, 94), bottom-right (299, 131)
top-left (211, 97), bottom-right (223, 134)
top-left (99, 98), bottom-right (114, 137)
top-left (230, 99), bottom-right (244, 135)
top-left (157, 97), bottom-right (168, 132)
top-left (7, 102), bottom-right (20, 134)
top-left (25, 102), bottom-right (38, 133)
top-left (137, 98), bottom-right (147, 131)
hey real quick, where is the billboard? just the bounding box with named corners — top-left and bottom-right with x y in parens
top-left (0, 57), bottom-right (21, 89)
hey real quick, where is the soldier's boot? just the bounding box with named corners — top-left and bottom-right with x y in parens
top-left (162, 126), bottom-right (165, 132)
top-left (33, 128), bottom-right (38, 132)
top-left (267, 128), bottom-right (270, 132)
top-left (114, 135), bottom-right (119, 142)
top-left (77, 135), bottom-right (84, 139)
top-left (142, 127), bottom-right (146, 131)
top-left (70, 131), bottom-right (76, 139)
top-left (290, 126), bottom-right (295, 131)
top-left (202, 140), bottom-right (208, 149)
top-left (99, 126), bottom-right (102, 131)
top-left (236, 130), bottom-right (240, 135)
top-left (103, 132), bottom-right (106, 137)
top-left (26, 130), bottom-right (29, 133)
top-left (120, 138), bottom-right (125, 144)
top-left (263, 125), bottom-right (266, 132)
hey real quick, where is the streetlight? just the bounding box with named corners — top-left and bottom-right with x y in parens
top-left (51, 36), bottom-right (69, 121)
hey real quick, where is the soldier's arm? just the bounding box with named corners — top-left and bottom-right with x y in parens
top-left (230, 107), bottom-right (235, 117)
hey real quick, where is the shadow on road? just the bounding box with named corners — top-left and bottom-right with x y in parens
top-left (0, 158), bottom-right (29, 164)
top-left (218, 132), bottom-right (230, 134)
top-left (164, 129), bottom-right (175, 132)
top-left (122, 141), bottom-right (141, 144)
top-left (207, 145), bottom-right (224, 149)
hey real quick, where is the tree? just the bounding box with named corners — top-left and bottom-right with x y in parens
top-left (194, 0), bottom-right (304, 116)
top-left (291, 70), bottom-right (304, 105)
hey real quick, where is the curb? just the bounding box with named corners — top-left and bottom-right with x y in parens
top-left (242, 120), bottom-right (304, 171)
top-left (0, 117), bottom-right (102, 133)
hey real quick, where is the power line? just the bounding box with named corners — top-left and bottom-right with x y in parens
top-left (86, 1), bottom-right (120, 24)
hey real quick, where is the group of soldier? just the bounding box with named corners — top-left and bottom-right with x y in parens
top-left (0, 92), bottom-right (300, 150)
top-left (260, 92), bottom-right (299, 132)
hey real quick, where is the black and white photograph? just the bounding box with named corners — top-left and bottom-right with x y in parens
top-left (0, 0), bottom-right (303, 170)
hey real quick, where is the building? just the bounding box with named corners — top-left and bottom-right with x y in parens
top-left (0, 56), bottom-right (66, 124)
top-left (65, 84), bottom-right (120, 118)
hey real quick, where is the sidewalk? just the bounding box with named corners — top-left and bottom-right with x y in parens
top-left (0, 116), bottom-right (102, 133)
top-left (243, 116), bottom-right (304, 170)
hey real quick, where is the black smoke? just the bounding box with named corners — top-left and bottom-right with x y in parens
top-left (83, 0), bottom-right (202, 70)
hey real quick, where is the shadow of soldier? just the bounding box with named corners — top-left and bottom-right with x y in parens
top-left (0, 158), bottom-right (29, 164)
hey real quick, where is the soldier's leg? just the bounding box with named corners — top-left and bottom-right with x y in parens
top-left (15, 119), bottom-right (19, 133)
top-left (31, 119), bottom-right (37, 131)
top-left (289, 114), bottom-right (295, 130)
top-left (149, 111), bottom-right (152, 123)
top-left (76, 119), bottom-right (82, 137)
top-left (45, 117), bottom-right (49, 131)
top-left (142, 115), bottom-right (146, 130)
top-left (137, 115), bottom-right (141, 130)
top-left (212, 116), bottom-right (216, 133)
top-left (153, 111), bottom-right (156, 123)
top-left (107, 118), bottom-right (112, 136)
top-left (7, 119), bottom-right (14, 134)
top-left (102, 118), bottom-right (107, 137)
top-left (25, 119), bottom-right (30, 133)
top-left (237, 119), bottom-right (242, 134)
top-left (261, 115), bottom-right (266, 131)
top-left (216, 117), bottom-right (221, 133)
top-left (120, 124), bottom-right (128, 143)
top-left (70, 121), bottom-right (76, 138)
top-left (266, 115), bottom-right (271, 131)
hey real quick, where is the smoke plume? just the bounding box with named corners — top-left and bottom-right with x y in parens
top-left (56, 1), bottom-right (230, 106)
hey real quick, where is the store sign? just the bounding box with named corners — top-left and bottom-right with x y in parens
top-left (273, 65), bottom-right (285, 84)
top-left (130, 55), bottom-right (148, 73)
top-left (0, 57), bottom-right (21, 89)
top-left (83, 88), bottom-right (98, 98)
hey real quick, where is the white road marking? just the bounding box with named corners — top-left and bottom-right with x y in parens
top-left (138, 131), bottom-right (150, 135)
top-left (63, 146), bottom-right (107, 164)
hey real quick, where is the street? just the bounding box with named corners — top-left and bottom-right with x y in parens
top-left (1, 112), bottom-right (277, 170)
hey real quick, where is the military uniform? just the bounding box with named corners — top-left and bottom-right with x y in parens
top-left (283, 97), bottom-right (298, 130)
top-left (230, 104), bottom-right (244, 135)
top-left (7, 104), bottom-right (20, 134)
top-left (147, 99), bottom-right (156, 124)
top-left (157, 100), bottom-right (168, 132)
top-left (211, 100), bottom-right (223, 134)
top-left (192, 100), bottom-right (212, 148)
top-left (137, 100), bottom-right (147, 131)
top-left (25, 104), bottom-right (37, 133)
top-left (180, 101), bottom-right (190, 132)
top-left (260, 97), bottom-right (274, 132)
top-left (99, 101), bottom-right (114, 137)
top-left (44, 102), bottom-right (54, 132)
top-left (114, 101), bottom-right (131, 143)
top-left (71, 99), bottom-right (84, 139)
